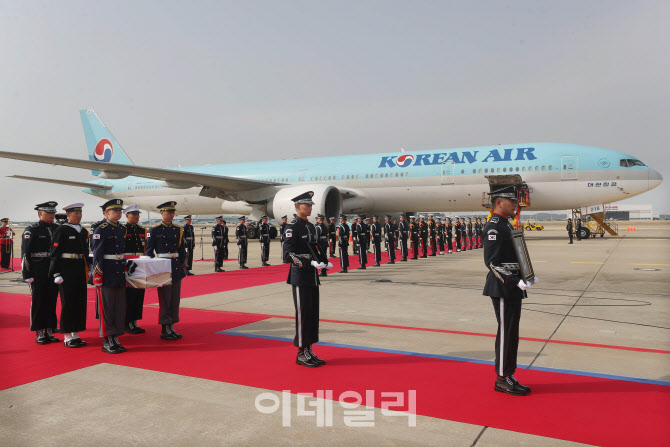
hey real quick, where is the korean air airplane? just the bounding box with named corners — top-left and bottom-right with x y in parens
top-left (0, 109), bottom-right (662, 222)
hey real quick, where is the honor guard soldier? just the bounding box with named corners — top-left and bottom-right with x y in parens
top-left (576, 217), bottom-right (582, 241)
top-left (398, 215), bottom-right (409, 261)
top-left (370, 216), bottom-right (382, 266)
top-left (92, 199), bottom-right (128, 353)
top-left (483, 186), bottom-right (538, 396)
top-left (409, 216), bottom-right (419, 259)
top-left (283, 191), bottom-right (330, 367)
top-left (337, 214), bottom-right (350, 273)
top-left (435, 217), bottom-right (445, 255)
top-left (466, 218), bottom-right (473, 250)
top-left (445, 217), bottom-right (453, 253)
top-left (123, 205), bottom-right (147, 334)
top-left (211, 216), bottom-right (228, 272)
top-left (328, 217), bottom-right (337, 257)
top-left (393, 218), bottom-right (399, 250)
top-left (279, 216), bottom-right (288, 255)
top-left (1, 218), bottom-right (15, 269)
top-left (383, 215), bottom-right (396, 264)
top-left (259, 215), bottom-right (272, 267)
top-left (23, 201), bottom-right (60, 344)
top-left (566, 218), bottom-right (574, 244)
top-left (146, 201), bottom-right (187, 341)
top-left (351, 217), bottom-right (359, 255)
top-left (461, 217), bottom-right (469, 251)
top-left (453, 217), bottom-right (462, 252)
top-left (49, 203), bottom-right (89, 348)
top-left (419, 216), bottom-right (429, 258)
top-left (428, 215), bottom-right (437, 256)
top-left (355, 215), bottom-right (369, 269)
top-left (315, 214), bottom-right (329, 276)
top-left (474, 217), bottom-right (481, 248)
top-left (183, 215), bottom-right (196, 275)
top-left (236, 216), bottom-right (249, 269)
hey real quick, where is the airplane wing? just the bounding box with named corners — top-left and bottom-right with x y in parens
top-left (0, 151), bottom-right (281, 193)
top-left (8, 175), bottom-right (113, 190)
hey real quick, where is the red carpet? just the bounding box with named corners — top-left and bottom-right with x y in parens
top-left (0, 292), bottom-right (668, 447)
top-left (195, 258), bottom-right (237, 262)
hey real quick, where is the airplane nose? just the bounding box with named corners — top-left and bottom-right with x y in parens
top-left (649, 169), bottom-right (663, 190)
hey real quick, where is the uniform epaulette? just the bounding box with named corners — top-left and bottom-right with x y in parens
top-left (99, 222), bottom-right (109, 229)
top-left (152, 223), bottom-right (162, 228)
top-left (290, 218), bottom-right (298, 224)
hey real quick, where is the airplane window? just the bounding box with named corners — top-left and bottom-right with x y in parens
top-left (522, 167), bottom-right (526, 172)
top-left (365, 174), bottom-right (368, 179)
top-left (461, 170), bottom-right (465, 174)
top-left (548, 166), bottom-right (552, 171)
top-left (478, 169), bottom-right (482, 174)
top-left (485, 168), bottom-right (488, 173)
top-left (535, 166), bottom-right (539, 171)
top-left (472, 169), bottom-right (476, 174)
top-left (503, 168), bottom-right (507, 172)
top-left (542, 166), bottom-right (546, 171)
top-left (497, 168), bottom-right (501, 173)
top-left (375, 174), bottom-right (378, 178)
top-left (395, 173), bottom-right (399, 177)
top-left (516, 167), bottom-right (519, 172)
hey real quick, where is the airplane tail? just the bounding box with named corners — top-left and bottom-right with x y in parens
top-left (80, 108), bottom-right (133, 176)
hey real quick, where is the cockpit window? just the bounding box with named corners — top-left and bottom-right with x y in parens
top-left (620, 159), bottom-right (646, 167)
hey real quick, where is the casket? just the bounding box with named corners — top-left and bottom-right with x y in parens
top-left (126, 257), bottom-right (172, 289)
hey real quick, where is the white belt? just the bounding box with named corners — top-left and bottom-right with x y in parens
top-left (61, 253), bottom-right (84, 259)
top-left (103, 254), bottom-right (124, 260)
top-left (124, 252), bottom-right (144, 257)
top-left (31, 252), bottom-right (49, 257)
top-left (157, 253), bottom-right (178, 258)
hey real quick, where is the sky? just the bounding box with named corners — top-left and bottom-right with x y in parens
top-left (1, 0), bottom-right (668, 220)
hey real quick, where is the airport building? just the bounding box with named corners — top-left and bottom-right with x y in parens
top-left (604, 203), bottom-right (653, 220)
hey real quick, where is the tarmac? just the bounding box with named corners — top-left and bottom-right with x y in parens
top-left (1, 220), bottom-right (668, 446)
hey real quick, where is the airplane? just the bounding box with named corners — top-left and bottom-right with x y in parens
top-left (0, 109), bottom-right (663, 224)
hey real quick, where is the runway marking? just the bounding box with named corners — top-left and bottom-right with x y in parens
top-left (218, 331), bottom-right (670, 387)
top-left (571, 261), bottom-right (604, 264)
top-left (632, 263), bottom-right (669, 266)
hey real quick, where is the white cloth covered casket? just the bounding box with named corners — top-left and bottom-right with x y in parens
top-left (126, 256), bottom-right (172, 289)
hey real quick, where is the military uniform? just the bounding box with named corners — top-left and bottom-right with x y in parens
top-left (466, 220), bottom-right (473, 250)
top-left (92, 199), bottom-right (128, 353)
top-left (384, 217), bottom-right (396, 264)
top-left (259, 217), bottom-right (272, 267)
top-left (1, 219), bottom-right (15, 269)
top-left (279, 216), bottom-right (288, 257)
top-left (145, 201), bottom-right (187, 340)
top-left (428, 217), bottom-right (437, 256)
top-left (453, 219), bottom-right (462, 251)
top-left (567, 218), bottom-right (573, 244)
top-left (123, 205), bottom-right (147, 333)
top-left (419, 218), bottom-right (428, 258)
top-left (355, 217), bottom-right (368, 269)
top-left (49, 203), bottom-right (90, 347)
top-left (283, 191), bottom-right (326, 368)
top-left (236, 217), bottom-right (249, 269)
top-left (409, 218), bottom-right (419, 259)
top-left (444, 219), bottom-right (453, 253)
top-left (337, 215), bottom-right (350, 272)
top-left (22, 202), bottom-right (60, 344)
top-left (212, 218), bottom-right (229, 272)
top-left (315, 215), bottom-right (329, 276)
top-left (328, 218), bottom-right (337, 257)
top-left (483, 185), bottom-right (534, 396)
top-left (436, 219), bottom-right (445, 254)
top-left (398, 218), bottom-right (409, 261)
top-left (576, 218), bottom-right (582, 241)
top-left (351, 218), bottom-right (358, 255)
top-left (183, 216), bottom-right (196, 274)
top-left (370, 218), bottom-right (382, 266)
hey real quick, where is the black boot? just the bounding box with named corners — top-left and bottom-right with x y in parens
top-left (102, 336), bottom-right (121, 354)
top-left (296, 348), bottom-right (319, 368)
top-left (509, 375), bottom-right (531, 393)
top-left (133, 321), bottom-right (146, 334)
top-left (46, 328), bottom-right (60, 343)
top-left (215, 267), bottom-right (224, 272)
top-left (161, 324), bottom-right (178, 341)
top-left (169, 324), bottom-right (182, 339)
top-left (494, 376), bottom-right (528, 396)
top-left (338, 268), bottom-right (348, 273)
top-left (306, 345), bottom-right (326, 365)
top-left (35, 329), bottom-right (50, 345)
top-left (113, 336), bottom-right (127, 352)
top-left (356, 265), bottom-right (366, 270)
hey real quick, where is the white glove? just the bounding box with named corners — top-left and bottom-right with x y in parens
top-left (25, 278), bottom-right (34, 284)
top-left (517, 279), bottom-right (531, 291)
top-left (310, 260), bottom-right (320, 268)
top-left (54, 276), bottom-right (64, 285)
top-left (327, 262), bottom-right (333, 269)
top-left (531, 276), bottom-right (539, 285)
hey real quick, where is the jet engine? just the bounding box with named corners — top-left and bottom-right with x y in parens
top-left (270, 185), bottom-right (342, 223)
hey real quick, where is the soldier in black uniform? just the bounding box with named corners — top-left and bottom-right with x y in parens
top-left (383, 215), bottom-right (396, 264)
top-left (576, 217), bottom-right (582, 241)
top-left (123, 204), bottom-right (147, 334)
top-left (236, 216), bottom-right (249, 269)
top-left (146, 201), bottom-right (187, 341)
top-left (453, 217), bottom-right (462, 252)
top-left (393, 218), bottom-right (399, 250)
top-left (435, 217), bottom-right (445, 255)
top-left (328, 217), bottom-right (337, 257)
top-left (0, 218), bottom-right (14, 270)
top-left (475, 217), bottom-right (482, 248)
top-left (466, 218), bottom-right (473, 250)
top-left (351, 217), bottom-right (359, 255)
top-left (183, 215), bottom-right (196, 275)
top-left (259, 215), bottom-right (272, 267)
top-left (49, 203), bottom-right (89, 348)
top-left (315, 214), bottom-right (329, 276)
top-left (211, 216), bottom-right (228, 272)
top-left (445, 217), bottom-right (453, 253)
top-left (283, 191), bottom-right (329, 368)
top-left (337, 214), bottom-right (350, 273)
top-left (23, 201), bottom-right (60, 345)
top-left (419, 216), bottom-right (429, 258)
top-left (370, 216), bottom-right (382, 267)
top-left (483, 186), bottom-right (538, 396)
top-left (409, 216), bottom-right (419, 259)
top-left (92, 199), bottom-right (128, 354)
top-left (428, 215), bottom-right (437, 256)
top-left (355, 216), bottom-right (368, 269)
top-left (398, 215), bottom-right (409, 261)
top-left (566, 218), bottom-right (573, 244)
top-left (279, 215), bottom-right (289, 257)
